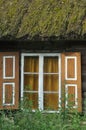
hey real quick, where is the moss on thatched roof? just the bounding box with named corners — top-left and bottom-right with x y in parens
top-left (0, 0), bottom-right (86, 40)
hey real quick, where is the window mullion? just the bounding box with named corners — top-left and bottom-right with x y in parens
top-left (21, 55), bottom-right (24, 101)
top-left (58, 54), bottom-right (61, 109)
top-left (39, 55), bottom-right (44, 110)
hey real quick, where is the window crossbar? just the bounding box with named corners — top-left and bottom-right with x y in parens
top-left (43, 91), bottom-right (59, 94)
top-left (24, 91), bottom-right (38, 93)
top-left (24, 72), bottom-right (59, 75)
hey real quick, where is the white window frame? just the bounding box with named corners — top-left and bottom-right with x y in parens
top-left (21, 53), bottom-right (61, 112)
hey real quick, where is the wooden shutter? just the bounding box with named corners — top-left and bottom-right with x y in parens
top-left (61, 52), bottom-right (82, 112)
top-left (0, 52), bottom-right (19, 109)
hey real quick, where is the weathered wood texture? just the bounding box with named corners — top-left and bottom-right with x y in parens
top-left (70, 45), bottom-right (86, 113)
top-left (80, 52), bottom-right (86, 113)
top-left (61, 52), bottom-right (82, 112)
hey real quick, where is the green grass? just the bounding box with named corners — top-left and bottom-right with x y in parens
top-left (0, 107), bottom-right (86, 130)
top-left (0, 98), bottom-right (86, 130)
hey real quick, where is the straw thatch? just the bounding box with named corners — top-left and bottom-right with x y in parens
top-left (0, 0), bottom-right (86, 40)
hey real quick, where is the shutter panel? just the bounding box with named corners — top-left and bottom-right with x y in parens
top-left (61, 52), bottom-right (82, 112)
top-left (0, 52), bottom-right (19, 109)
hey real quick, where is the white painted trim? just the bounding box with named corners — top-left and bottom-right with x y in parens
top-left (21, 53), bottom-right (60, 57)
top-left (3, 83), bottom-right (15, 106)
top-left (65, 84), bottom-right (78, 108)
top-left (39, 55), bottom-right (44, 110)
top-left (3, 56), bottom-right (15, 79)
top-left (24, 72), bottom-right (39, 74)
top-left (43, 91), bottom-right (59, 94)
top-left (24, 72), bottom-right (59, 74)
top-left (65, 56), bottom-right (77, 80)
top-left (24, 91), bottom-right (38, 93)
top-left (21, 54), bottom-right (24, 100)
top-left (58, 54), bottom-right (61, 108)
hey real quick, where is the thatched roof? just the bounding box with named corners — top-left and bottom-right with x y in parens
top-left (0, 0), bottom-right (86, 40)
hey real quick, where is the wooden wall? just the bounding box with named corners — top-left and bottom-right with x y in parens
top-left (82, 51), bottom-right (86, 113)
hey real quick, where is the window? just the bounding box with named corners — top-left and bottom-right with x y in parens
top-left (21, 52), bottom-right (82, 112)
top-left (0, 52), bottom-right (82, 111)
top-left (21, 54), bottom-right (61, 112)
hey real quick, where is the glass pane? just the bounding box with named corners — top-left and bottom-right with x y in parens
top-left (24, 56), bottom-right (39, 72)
top-left (24, 93), bottom-right (38, 109)
top-left (24, 75), bottom-right (38, 91)
top-left (44, 74), bottom-right (59, 91)
top-left (44, 57), bottom-right (58, 73)
top-left (44, 93), bottom-right (58, 110)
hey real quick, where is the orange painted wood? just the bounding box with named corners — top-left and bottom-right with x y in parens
top-left (4, 84), bottom-right (13, 104)
top-left (61, 52), bottom-right (82, 112)
top-left (5, 58), bottom-right (13, 77)
top-left (67, 59), bottom-right (75, 79)
top-left (0, 52), bottom-right (19, 110)
top-left (67, 85), bottom-right (75, 107)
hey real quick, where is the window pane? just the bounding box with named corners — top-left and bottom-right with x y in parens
top-left (44, 93), bottom-right (58, 110)
top-left (44, 57), bottom-right (58, 73)
top-left (24, 56), bottom-right (39, 72)
top-left (24, 93), bottom-right (38, 109)
top-left (44, 74), bottom-right (59, 91)
top-left (24, 75), bottom-right (38, 91)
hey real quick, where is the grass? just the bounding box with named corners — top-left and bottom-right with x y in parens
top-left (0, 98), bottom-right (86, 130)
top-left (0, 107), bottom-right (86, 130)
